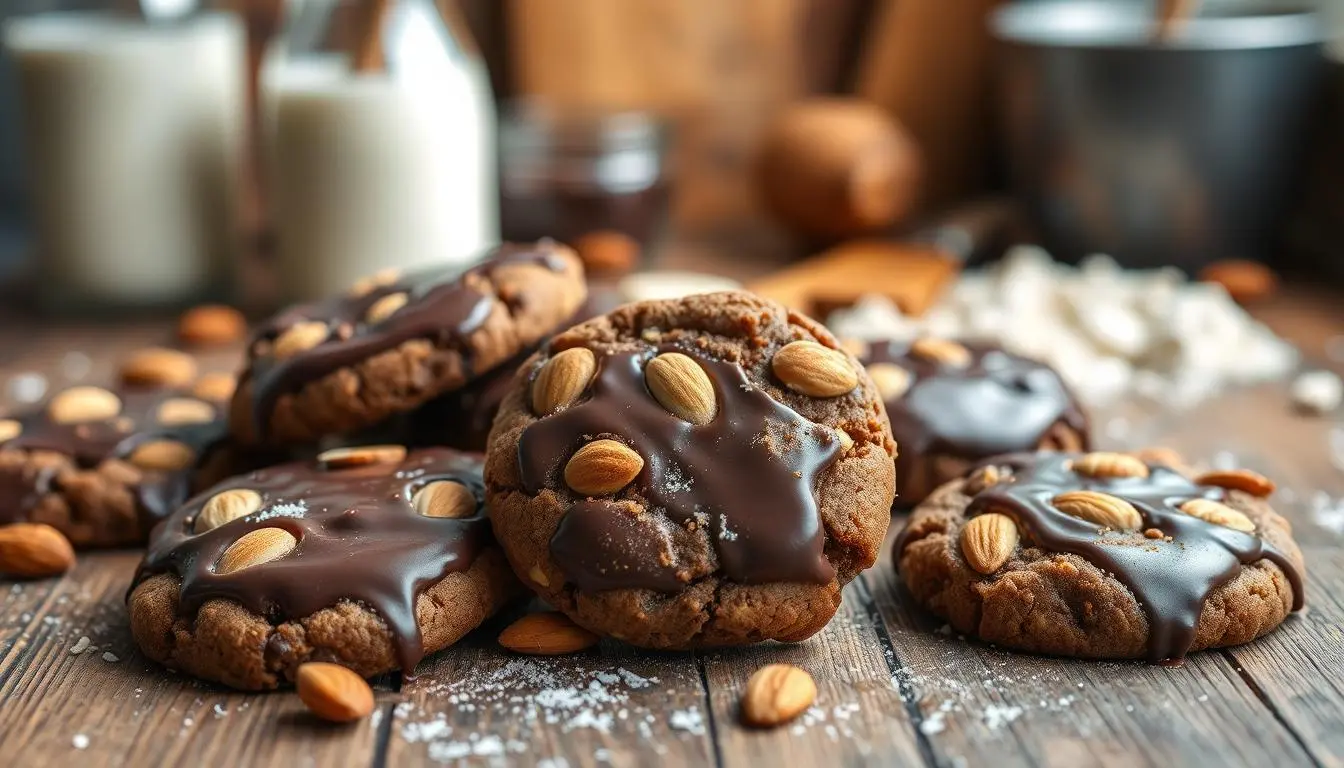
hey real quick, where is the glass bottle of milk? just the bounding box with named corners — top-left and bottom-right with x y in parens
top-left (264, 0), bottom-right (499, 302)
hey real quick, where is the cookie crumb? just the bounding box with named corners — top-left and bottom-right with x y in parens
top-left (101, 652), bottom-right (119, 663)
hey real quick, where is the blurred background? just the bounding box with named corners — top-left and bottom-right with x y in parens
top-left (0, 0), bottom-right (1338, 315)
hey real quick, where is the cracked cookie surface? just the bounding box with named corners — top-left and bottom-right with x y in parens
top-left (128, 447), bottom-right (519, 690)
top-left (485, 292), bottom-right (895, 648)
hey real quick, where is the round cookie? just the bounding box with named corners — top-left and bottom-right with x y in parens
top-left (128, 447), bottom-right (519, 690)
top-left (896, 451), bottom-right (1305, 663)
top-left (852, 338), bottom-right (1089, 509)
top-left (485, 291), bottom-right (896, 649)
top-left (230, 240), bottom-right (587, 447)
top-left (0, 382), bottom-right (230, 548)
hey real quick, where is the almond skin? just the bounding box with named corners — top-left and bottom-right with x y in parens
top-left (317, 444), bottom-right (407, 470)
top-left (741, 664), bottom-right (817, 727)
top-left (48, 386), bottom-right (122, 424)
top-left (296, 662), bottom-right (375, 723)
top-left (0, 523), bottom-right (75, 578)
top-left (412, 481), bottom-right (477, 519)
top-left (216, 528), bottom-right (298, 574)
top-left (532, 348), bottom-right (597, 415)
top-left (0, 419), bottom-right (21, 442)
top-left (1179, 498), bottom-right (1256, 533)
top-left (128, 440), bottom-right (197, 471)
top-left (192, 372), bottom-right (238, 403)
top-left (177, 304), bottom-right (247, 347)
top-left (272, 321), bottom-right (330, 360)
top-left (564, 439), bottom-right (644, 496)
top-left (195, 488), bottom-right (263, 533)
top-left (771, 340), bottom-right (858, 397)
top-left (156, 397), bottom-right (217, 426)
top-left (960, 512), bottom-right (1019, 574)
top-left (120, 347), bottom-right (198, 388)
top-left (866, 363), bottom-right (912, 401)
top-left (1070, 451), bottom-right (1150, 479)
top-left (1052, 491), bottom-right (1143, 531)
top-left (909, 337), bottom-right (972, 368)
top-left (1195, 469), bottom-right (1275, 498)
top-left (364, 292), bottom-right (408, 324)
top-left (498, 612), bottom-right (600, 655)
top-left (645, 352), bottom-right (717, 425)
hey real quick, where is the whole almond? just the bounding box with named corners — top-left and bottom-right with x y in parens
top-left (48, 386), bottom-right (122, 424)
top-left (0, 418), bottom-right (21, 443)
top-left (960, 512), bottom-right (1019, 574)
top-left (1070, 451), bottom-right (1150, 479)
top-left (772, 340), bottom-right (858, 397)
top-left (498, 612), bottom-right (600, 655)
top-left (645, 352), bottom-right (717, 425)
top-left (1052, 491), bottom-right (1143, 531)
top-left (564, 440), bottom-right (644, 496)
top-left (216, 527), bottom-right (298, 574)
top-left (195, 488), bottom-right (263, 533)
top-left (318, 444), bottom-right (407, 470)
top-left (156, 397), bottom-right (217, 426)
top-left (1128, 446), bottom-right (1184, 468)
top-left (365, 292), bottom-right (409, 324)
top-left (1195, 469), bottom-right (1275, 498)
top-left (412, 481), bottom-right (477, 519)
top-left (177, 304), bottom-right (247, 347)
top-left (120, 347), bottom-right (198, 388)
top-left (866, 363), bottom-right (912, 401)
top-left (741, 664), bottom-right (817, 727)
top-left (192, 372), bottom-right (238, 403)
top-left (349, 268), bottom-right (401, 298)
top-left (910, 337), bottom-right (972, 368)
top-left (0, 523), bottom-right (75, 578)
top-left (1179, 498), bottom-right (1256, 533)
top-left (272, 321), bottom-right (330, 360)
top-left (532, 348), bottom-right (597, 415)
top-left (128, 440), bottom-right (197, 471)
top-left (296, 662), bottom-right (375, 723)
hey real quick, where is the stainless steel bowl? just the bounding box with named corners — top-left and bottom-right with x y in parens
top-left (993, 1), bottom-right (1326, 270)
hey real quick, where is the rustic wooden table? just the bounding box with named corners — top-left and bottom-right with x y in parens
top-left (1, 285), bottom-right (1342, 768)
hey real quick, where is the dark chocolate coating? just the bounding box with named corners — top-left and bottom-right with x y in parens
top-left (131, 448), bottom-right (492, 671)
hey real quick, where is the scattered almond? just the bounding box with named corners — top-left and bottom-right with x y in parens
top-left (645, 352), bottom-right (717, 426)
top-left (412, 481), bottom-right (477, 519)
top-left (0, 523), bottom-right (75, 578)
top-left (1128, 446), bottom-right (1184, 468)
top-left (772, 340), bottom-right (858, 397)
top-left (272, 321), bottom-right (330, 360)
top-left (964, 465), bottom-right (1006, 496)
top-left (1070, 451), bottom-right (1150, 479)
top-left (192, 372), bottom-right (238, 403)
top-left (528, 564), bottom-right (550, 587)
top-left (195, 488), bottom-right (263, 533)
top-left (48, 386), bottom-right (122, 424)
top-left (866, 363), bottom-right (912, 401)
top-left (296, 662), bottom-right (375, 723)
top-left (216, 527), bottom-right (298, 574)
top-left (177, 304), bottom-right (247, 347)
top-left (910, 337), bottom-right (972, 368)
top-left (741, 664), bottom-right (817, 727)
top-left (960, 513), bottom-right (1019, 574)
top-left (498, 612), bottom-right (600, 655)
top-left (120, 347), bottom-right (198, 388)
top-left (0, 418), bottom-right (21, 442)
top-left (365, 292), bottom-right (409, 324)
top-left (128, 440), bottom-right (197, 471)
top-left (1195, 469), bottom-right (1275, 498)
top-left (349, 268), bottom-right (401, 298)
top-left (1144, 528), bottom-right (1164, 539)
top-left (1199, 259), bottom-right (1278, 305)
top-left (318, 444), bottom-right (407, 470)
top-left (564, 440), bottom-right (644, 496)
top-left (1179, 498), bottom-right (1256, 533)
top-left (1052, 490), bottom-right (1143, 531)
top-left (156, 397), bottom-right (217, 426)
top-left (532, 348), bottom-right (597, 415)
top-left (839, 337), bottom-right (868, 358)
top-left (835, 429), bottom-right (854, 456)
top-left (573, 230), bottom-right (640, 274)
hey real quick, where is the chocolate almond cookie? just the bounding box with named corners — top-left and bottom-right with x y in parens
top-left (486, 292), bottom-right (895, 649)
top-left (230, 241), bottom-right (587, 447)
top-left (896, 452), bottom-right (1304, 663)
top-left (128, 447), bottom-right (519, 690)
top-left (852, 338), bottom-right (1088, 509)
top-left (0, 382), bottom-right (231, 548)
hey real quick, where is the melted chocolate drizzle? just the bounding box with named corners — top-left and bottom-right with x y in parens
top-left (963, 452), bottom-right (1304, 663)
top-left (862, 340), bottom-right (1088, 505)
top-left (519, 347), bottom-right (841, 591)
top-left (132, 448), bottom-right (492, 672)
top-left (1, 387), bottom-right (229, 528)
top-left (246, 242), bottom-right (570, 433)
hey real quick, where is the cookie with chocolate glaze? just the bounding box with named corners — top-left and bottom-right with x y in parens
top-left (896, 452), bottom-right (1304, 663)
top-left (230, 241), bottom-right (587, 447)
top-left (485, 292), bottom-right (895, 649)
top-left (853, 338), bottom-right (1089, 508)
top-left (0, 381), bottom-right (231, 548)
top-left (128, 446), bottom-right (519, 690)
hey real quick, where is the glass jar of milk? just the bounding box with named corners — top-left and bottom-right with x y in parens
top-left (264, 0), bottom-right (499, 302)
